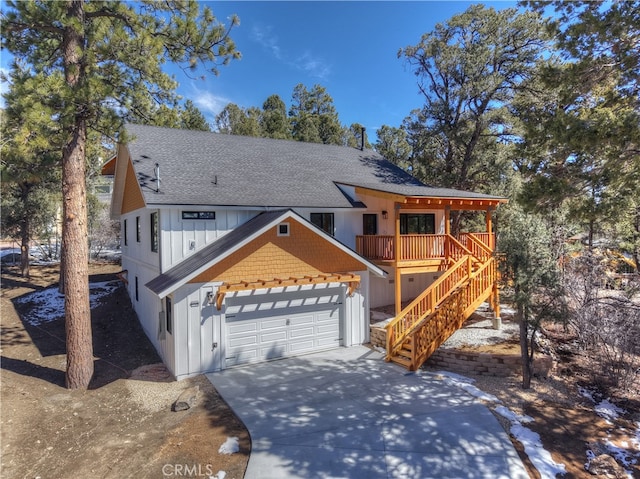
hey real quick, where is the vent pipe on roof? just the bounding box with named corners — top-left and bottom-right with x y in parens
top-left (154, 163), bottom-right (160, 193)
top-left (360, 127), bottom-right (366, 151)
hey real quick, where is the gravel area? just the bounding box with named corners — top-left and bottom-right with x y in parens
top-left (371, 302), bottom-right (520, 349)
top-left (441, 311), bottom-right (519, 349)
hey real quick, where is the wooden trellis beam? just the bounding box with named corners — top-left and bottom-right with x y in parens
top-left (213, 273), bottom-right (361, 311)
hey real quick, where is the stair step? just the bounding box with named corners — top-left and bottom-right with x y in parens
top-left (389, 355), bottom-right (412, 368)
top-left (396, 348), bottom-right (412, 359)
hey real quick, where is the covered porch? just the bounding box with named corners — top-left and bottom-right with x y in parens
top-left (353, 187), bottom-right (506, 316)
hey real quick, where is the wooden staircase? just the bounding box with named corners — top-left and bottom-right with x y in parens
top-left (385, 234), bottom-right (499, 371)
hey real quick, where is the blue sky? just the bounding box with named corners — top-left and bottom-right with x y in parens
top-left (182, 1), bottom-right (518, 138)
top-left (1, 1), bottom-right (520, 140)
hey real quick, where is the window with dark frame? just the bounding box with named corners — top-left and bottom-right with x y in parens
top-left (310, 213), bottom-right (334, 236)
top-left (277, 223), bottom-right (290, 236)
top-left (363, 214), bottom-right (377, 235)
top-left (400, 213), bottom-right (436, 235)
top-left (150, 212), bottom-right (158, 252)
top-left (166, 296), bottom-right (172, 334)
top-left (136, 216), bottom-right (141, 242)
top-left (135, 276), bottom-right (139, 301)
top-left (181, 211), bottom-right (216, 220)
top-left (123, 219), bottom-right (128, 246)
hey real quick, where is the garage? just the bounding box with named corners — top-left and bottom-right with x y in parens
top-left (224, 285), bottom-right (344, 368)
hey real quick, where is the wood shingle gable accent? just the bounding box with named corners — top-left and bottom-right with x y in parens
top-left (121, 159), bottom-right (146, 214)
top-left (100, 156), bottom-right (117, 176)
top-left (188, 219), bottom-right (368, 285)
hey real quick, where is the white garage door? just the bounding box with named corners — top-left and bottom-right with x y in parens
top-left (224, 285), bottom-right (344, 368)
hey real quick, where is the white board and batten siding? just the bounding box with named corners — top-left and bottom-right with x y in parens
top-left (170, 282), bottom-right (225, 380)
top-left (159, 208), bottom-right (259, 271)
top-left (121, 259), bottom-right (171, 362)
top-left (120, 209), bottom-right (161, 271)
top-left (369, 270), bottom-right (441, 309)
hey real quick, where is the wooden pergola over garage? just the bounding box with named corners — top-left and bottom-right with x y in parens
top-left (213, 273), bottom-right (361, 310)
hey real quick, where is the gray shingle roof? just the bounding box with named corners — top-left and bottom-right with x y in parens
top-left (123, 124), bottom-right (504, 208)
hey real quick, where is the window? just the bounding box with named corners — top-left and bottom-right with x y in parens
top-left (150, 212), bottom-right (158, 252)
top-left (135, 276), bottom-right (139, 301)
top-left (363, 214), bottom-right (377, 235)
top-left (166, 296), bottom-right (172, 334)
top-left (182, 211), bottom-right (216, 220)
top-left (136, 216), bottom-right (141, 242)
top-left (123, 219), bottom-right (128, 246)
top-left (277, 222), bottom-right (290, 236)
top-left (310, 213), bottom-right (334, 236)
top-left (400, 213), bottom-right (435, 234)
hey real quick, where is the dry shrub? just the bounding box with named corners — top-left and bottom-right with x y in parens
top-left (565, 254), bottom-right (640, 392)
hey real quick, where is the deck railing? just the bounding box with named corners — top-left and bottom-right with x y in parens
top-left (356, 232), bottom-right (494, 262)
top-left (400, 234), bottom-right (447, 260)
top-left (356, 235), bottom-right (394, 260)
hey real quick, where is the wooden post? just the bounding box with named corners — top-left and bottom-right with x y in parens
top-left (444, 206), bottom-right (452, 260)
top-left (394, 203), bottom-right (402, 315)
top-left (485, 208), bottom-right (494, 250)
top-left (444, 206), bottom-right (451, 236)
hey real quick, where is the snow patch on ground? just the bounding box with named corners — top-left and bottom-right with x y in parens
top-left (494, 405), bottom-right (534, 424)
top-left (15, 281), bottom-right (120, 326)
top-left (436, 371), bottom-right (500, 403)
top-left (510, 423), bottom-right (566, 479)
top-left (580, 386), bottom-right (639, 477)
top-left (580, 386), bottom-right (625, 424)
top-left (218, 437), bottom-right (239, 455)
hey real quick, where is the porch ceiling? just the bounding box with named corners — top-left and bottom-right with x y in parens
top-left (354, 186), bottom-right (507, 210)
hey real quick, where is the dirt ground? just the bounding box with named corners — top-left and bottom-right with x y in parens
top-left (2, 263), bottom-right (639, 479)
top-left (425, 323), bottom-right (640, 479)
top-left (1, 263), bottom-right (249, 479)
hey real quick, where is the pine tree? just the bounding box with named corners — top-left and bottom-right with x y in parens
top-left (1, 64), bottom-right (62, 278)
top-left (2, 0), bottom-right (240, 389)
top-left (399, 4), bottom-right (549, 232)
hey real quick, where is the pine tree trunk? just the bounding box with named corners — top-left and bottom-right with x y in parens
top-left (62, 0), bottom-right (93, 390)
top-left (633, 204), bottom-right (640, 275)
top-left (517, 302), bottom-right (531, 389)
top-left (19, 189), bottom-right (30, 278)
top-left (58, 243), bottom-right (65, 294)
top-left (20, 219), bottom-right (30, 278)
top-left (63, 120), bottom-right (92, 389)
top-left (451, 211), bottom-right (462, 237)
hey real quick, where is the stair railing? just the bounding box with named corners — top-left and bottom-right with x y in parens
top-left (403, 256), bottom-right (498, 370)
top-left (463, 233), bottom-right (494, 262)
top-left (385, 255), bottom-right (472, 359)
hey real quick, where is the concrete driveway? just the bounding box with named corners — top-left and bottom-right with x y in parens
top-left (206, 346), bottom-right (528, 479)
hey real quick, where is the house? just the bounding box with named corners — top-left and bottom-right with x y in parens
top-left (105, 124), bottom-right (506, 379)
